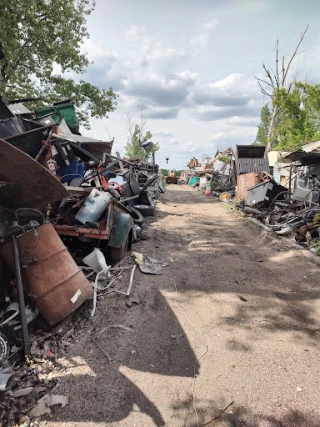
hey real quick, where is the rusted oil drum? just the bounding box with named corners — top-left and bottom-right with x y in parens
top-left (0, 223), bottom-right (93, 326)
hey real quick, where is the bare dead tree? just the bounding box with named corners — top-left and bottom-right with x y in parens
top-left (125, 110), bottom-right (147, 141)
top-left (139, 110), bottom-right (146, 142)
top-left (255, 25), bottom-right (308, 151)
top-left (125, 113), bottom-right (134, 140)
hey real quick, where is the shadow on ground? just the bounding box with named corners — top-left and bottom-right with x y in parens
top-left (45, 187), bottom-right (320, 426)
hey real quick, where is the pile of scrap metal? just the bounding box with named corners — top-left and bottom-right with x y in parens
top-left (209, 148), bottom-right (236, 199)
top-left (236, 142), bottom-right (320, 254)
top-left (0, 97), bottom-right (161, 392)
top-left (183, 149), bottom-right (236, 200)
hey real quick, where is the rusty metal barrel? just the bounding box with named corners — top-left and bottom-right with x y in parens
top-left (0, 223), bottom-right (93, 326)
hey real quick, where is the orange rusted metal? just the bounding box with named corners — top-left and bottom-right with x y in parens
top-left (54, 224), bottom-right (110, 239)
top-left (236, 173), bottom-right (261, 202)
top-left (0, 223), bottom-right (93, 326)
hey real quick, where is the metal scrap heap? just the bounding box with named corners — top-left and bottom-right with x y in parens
top-left (181, 142), bottom-right (320, 255)
top-left (237, 141), bottom-right (320, 254)
top-left (0, 96), bottom-right (162, 421)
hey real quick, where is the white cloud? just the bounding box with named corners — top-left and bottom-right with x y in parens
top-left (210, 128), bottom-right (257, 147)
top-left (189, 73), bottom-right (262, 120)
top-left (190, 33), bottom-right (209, 47)
top-left (154, 129), bottom-right (174, 138)
top-left (124, 25), bottom-right (148, 41)
top-left (204, 18), bottom-right (218, 29)
top-left (223, 116), bottom-right (260, 127)
top-left (82, 39), bottom-right (118, 65)
top-left (81, 24), bottom-right (262, 154)
top-left (189, 17), bottom-right (218, 48)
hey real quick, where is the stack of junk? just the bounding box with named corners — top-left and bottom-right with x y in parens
top-left (179, 141), bottom-right (320, 255)
top-left (0, 97), bottom-right (162, 383)
top-left (179, 149), bottom-right (237, 201)
top-left (180, 143), bottom-right (320, 254)
top-left (236, 141), bottom-right (320, 255)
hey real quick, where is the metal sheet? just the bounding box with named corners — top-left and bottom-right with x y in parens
top-left (237, 157), bottom-right (269, 175)
top-left (54, 133), bottom-right (113, 159)
top-left (235, 145), bottom-right (269, 176)
top-left (8, 103), bottom-right (32, 115)
top-left (0, 139), bottom-right (68, 209)
top-left (284, 151), bottom-right (320, 165)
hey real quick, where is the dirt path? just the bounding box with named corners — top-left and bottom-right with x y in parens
top-left (44, 186), bottom-right (320, 427)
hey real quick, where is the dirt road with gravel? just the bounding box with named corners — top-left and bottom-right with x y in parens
top-left (44, 185), bottom-right (320, 427)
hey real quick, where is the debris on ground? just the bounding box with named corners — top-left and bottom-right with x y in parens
top-left (28, 394), bottom-right (69, 417)
top-left (0, 97), bottom-right (164, 425)
top-left (131, 252), bottom-right (169, 274)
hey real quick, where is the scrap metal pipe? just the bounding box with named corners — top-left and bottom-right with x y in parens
top-left (11, 235), bottom-right (30, 356)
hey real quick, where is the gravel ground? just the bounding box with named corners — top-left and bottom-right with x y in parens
top-left (43, 186), bottom-right (320, 427)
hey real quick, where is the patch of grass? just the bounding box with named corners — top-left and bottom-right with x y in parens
top-left (315, 241), bottom-right (320, 256)
top-left (222, 203), bottom-right (232, 210)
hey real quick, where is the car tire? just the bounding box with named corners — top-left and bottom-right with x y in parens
top-left (129, 207), bottom-right (144, 225)
top-left (133, 204), bottom-right (155, 217)
top-left (138, 190), bottom-right (155, 207)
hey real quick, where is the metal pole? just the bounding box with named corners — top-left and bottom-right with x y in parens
top-left (152, 152), bottom-right (155, 173)
top-left (11, 235), bottom-right (30, 356)
top-left (289, 162), bottom-right (292, 199)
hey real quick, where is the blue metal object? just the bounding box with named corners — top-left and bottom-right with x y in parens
top-left (108, 211), bottom-right (133, 249)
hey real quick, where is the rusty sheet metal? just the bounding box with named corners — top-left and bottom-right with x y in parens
top-left (0, 139), bottom-right (68, 209)
top-left (0, 223), bottom-right (93, 326)
top-left (236, 173), bottom-right (261, 202)
top-left (54, 224), bottom-right (110, 240)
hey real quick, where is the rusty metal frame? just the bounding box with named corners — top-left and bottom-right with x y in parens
top-left (54, 202), bottom-right (113, 241)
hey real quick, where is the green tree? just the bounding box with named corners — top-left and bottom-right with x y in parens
top-left (0, 0), bottom-right (117, 128)
top-left (254, 105), bottom-right (271, 145)
top-left (255, 27), bottom-right (308, 150)
top-left (124, 124), bottom-right (159, 160)
top-left (272, 82), bottom-right (320, 150)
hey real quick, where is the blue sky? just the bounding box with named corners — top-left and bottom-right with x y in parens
top-left (80, 0), bottom-right (320, 168)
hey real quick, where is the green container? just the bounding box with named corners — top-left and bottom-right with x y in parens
top-left (35, 102), bottom-right (79, 134)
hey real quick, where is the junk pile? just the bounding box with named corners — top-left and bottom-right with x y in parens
top-left (181, 149), bottom-right (237, 200)
top-left (0, 97), bottom-right (161, 425)
top-left (235, 141), bottom-right (320, 254)
top-left (182, 141), bottom-right (320, 254)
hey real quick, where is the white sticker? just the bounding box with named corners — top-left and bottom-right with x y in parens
top-left (70, 289), bottom-right (82, 304)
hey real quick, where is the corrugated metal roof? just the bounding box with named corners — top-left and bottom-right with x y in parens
top-left (302, 140), bottom-right (320, 153)
top-left (8, 103), bottom-right (31, 115)
top-left (284, 151), bottom-right (320, 165)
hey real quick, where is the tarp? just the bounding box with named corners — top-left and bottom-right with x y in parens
top-left (189, 177), bottom-right (200, 187)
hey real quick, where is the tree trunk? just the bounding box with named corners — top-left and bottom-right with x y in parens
top-left (267, 106), bottom-right (279, 151)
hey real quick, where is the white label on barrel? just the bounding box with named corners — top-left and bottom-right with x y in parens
top-left (71, 289), bottom-right (82, 304)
